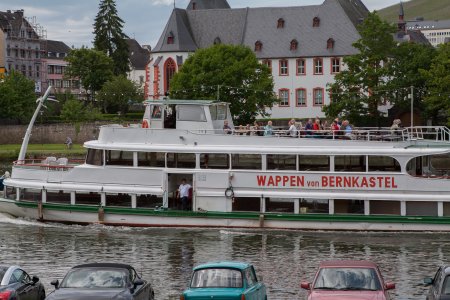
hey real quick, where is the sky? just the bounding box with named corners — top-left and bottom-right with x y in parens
top-left (0, 0), bottom-right (407, 49)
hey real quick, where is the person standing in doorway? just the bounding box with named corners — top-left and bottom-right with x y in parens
top-left (178, 178), bottom-right (192, 211)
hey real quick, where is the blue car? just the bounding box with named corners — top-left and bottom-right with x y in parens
top-left (181, 261), bottom-right (267, 300)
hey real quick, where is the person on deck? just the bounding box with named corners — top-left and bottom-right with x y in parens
top-left (223, 120), bottom-right (232, 134)
top-left (177, 178), bottom-right (192, 211)
top-left (264, 121), bottom-right (274, 136)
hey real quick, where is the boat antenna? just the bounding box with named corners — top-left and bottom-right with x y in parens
top-left (18, 86), bottom-right (56, 162)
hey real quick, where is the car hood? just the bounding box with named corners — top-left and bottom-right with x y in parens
top-left (46, 288), bottom-right (129, 300)
top-left (309, 290), bottom-right (386, 300)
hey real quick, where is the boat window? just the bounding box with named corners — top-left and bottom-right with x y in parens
top-left (265, 198), bottom-right (295, 213)
top-left (47, 190), bottom-right (71, 204)
top-left (75, 192), bottom-right (101, 205)
top-left (335, 199), bottom-right (364, 214)
top-left (86, 149), bottom-right (103, 166)
top-left (105, 150), bottom-right (134, 166)
top-left (138, 152), bottom-right (165, 167)
top-left (232, 197), bottom-right (260, 212)
top-left (200, 153), bottom-right (229, 169)
top-left (406, 153), bottom-right (450, 177)
top-left (299, 198), bottom-right (329, 214)
top-left (231, 154), bottom-right (261, 170)
top-left (151, 105), bottom-right (162, 119)
top-left (267, 154), bottom-right (296, 170)
top-left (167, 153), bottom-right (196, 168)
top-left (299, 155), bottom-right (330, 171)
top-left (177, 105), bottom-right (206, 122)
top-left (106, 193), bottom-right (131, 207)
top-left (4, 186), bottom-right (16, 200)
top-left (335, 155), bottom-right (366, 172)
top-left (406, 201), bottom-right (437, 216)
top-left (368, 156), bottom-right (401, 172)
top-left (137, 195), bottom-right (163, 208)
top-left (370, 201), bottom-right (400, 215)
top-left (20, 188), bottom-right (41, 201)
top-left (210, 104), bottom-right (227, 120)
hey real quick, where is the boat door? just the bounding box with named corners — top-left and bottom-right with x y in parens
top-left (149, 104), bottom-right (164, 128)
top-left (166, 173), bottom-right (194, 211)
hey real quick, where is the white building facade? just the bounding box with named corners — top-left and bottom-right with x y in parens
top-left (407, 20), bottom-right (450, 47)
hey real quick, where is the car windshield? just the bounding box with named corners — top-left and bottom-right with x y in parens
top-left (60, 268), bottom-right (128, 288)
top-left (0, 267), bottom-right (7, 283)
top-left (314, 267), bottom-right (381, 291)
top-left (190, 268), bottom-right (243, 288)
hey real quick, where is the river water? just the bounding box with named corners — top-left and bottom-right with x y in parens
top-left (0, 213), bottom-right (445, 299)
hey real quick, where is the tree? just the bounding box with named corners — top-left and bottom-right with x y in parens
top-left (170, 44), bottom-right (277, 124)
top-left (0, 70), bottom-right (36, 123)
top-left (421, 43), bottom-right (450, 125)
top-left (93, 0), bottom-right (130, 75)
top-left (97, 76), bottom-right (141, 114)
top-left (64, 47), bottom-right (114, 100)
top-left (324, 12), bottom-right (396, 123)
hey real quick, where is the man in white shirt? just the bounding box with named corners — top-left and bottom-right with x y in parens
top-left (288, 119), bottom-right (298, 137)
top-left (178, 178), bottom-right (192, 210)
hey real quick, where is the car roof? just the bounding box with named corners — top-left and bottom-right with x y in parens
top-left (72, 263), bottom-right (134, 270)
top-left (193, 261), bottom-right (251, 271)
top-left (319, 260), bottom-right (378, 268)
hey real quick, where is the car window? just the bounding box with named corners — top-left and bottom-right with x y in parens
top-left (9, 269), bottom-right (25, 285)
top-left (129, 268), bottom-right (137, 282)
top-left (442, 276), bottom-right (450, 294)
top-left (190, 268), bottom-right (243, 288)
top-left (0, 267), bottom-right (7, 283)
top-left (434, 268), bottom-right (443, 289)
top-left (245, 268), bottom-right (257, 287)
top-left (313, 267), bottom-right (382, 291)
top-left (60, 268), bottom-right (128, 288)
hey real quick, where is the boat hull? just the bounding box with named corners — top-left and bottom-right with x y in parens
top-left (1, 198), bottom-right (450, 231)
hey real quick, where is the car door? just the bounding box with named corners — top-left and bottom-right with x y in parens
top-left (21, 271), bottom-right (39, 300)
top-left (428, 268), bottom-right (443, 300)
top-left (129, 269), bottom-right (148, 300)
top-left (9, 269), bottom-right (31, 300)
top-left (250, 266), bottom-right (265, 299)
top-left (243, 267), bottom-right (260, 300)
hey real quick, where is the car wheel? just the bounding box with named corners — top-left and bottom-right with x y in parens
top-left (149, 290), bottom-right (154, 300)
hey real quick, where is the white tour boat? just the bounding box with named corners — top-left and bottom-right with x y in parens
top-left (1, 92), bottom-right (450, 231)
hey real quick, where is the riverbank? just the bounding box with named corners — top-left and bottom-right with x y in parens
top-left (0, 144), bottom-right (86, 161)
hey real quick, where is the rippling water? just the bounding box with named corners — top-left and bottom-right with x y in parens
top-left (0, 213), bottom-right (445, 299)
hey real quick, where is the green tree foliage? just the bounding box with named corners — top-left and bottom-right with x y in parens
top-left (64, 47), bottom-right (114, 100)
top-left (60, 99), bottom-right (102, 123)
top-left (421, 43), bottom-right (450, 125)
top-left (93, 0), bottom-right (130, 75)
top-left (169, 44), bottom-right (277, 124)
top-left (0, 70), bottom-right (36, 123)
top-left (324, 12), bottom-right (396, 123)
top-left (97, 76), bottom-right (140, 114)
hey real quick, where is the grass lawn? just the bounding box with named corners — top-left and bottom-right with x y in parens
top-left (0, 144), bottom-right (86, 160)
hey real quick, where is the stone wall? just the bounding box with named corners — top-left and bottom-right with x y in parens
top-left (0, 123), bottom-right (111, 144)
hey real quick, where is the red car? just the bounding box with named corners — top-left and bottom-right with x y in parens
top-left (301, 260), bottom-right (395, 300)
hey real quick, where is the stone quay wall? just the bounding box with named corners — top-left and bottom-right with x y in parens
top-left (0, 123), bottom-right (112, 144)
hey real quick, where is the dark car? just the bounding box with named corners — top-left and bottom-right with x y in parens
top-left (424, 265), bottom-right (450, 300)
top-left (45, 263), bottom-right (154, 300)
top-left (0, 265), bottom-right (45, 300)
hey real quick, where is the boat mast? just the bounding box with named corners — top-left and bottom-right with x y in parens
top-left (18, 86), bottom-right (53, 162)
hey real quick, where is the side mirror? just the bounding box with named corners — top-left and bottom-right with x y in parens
top-left (32, 276), bottom-right (39, 285)
top-left (300, 281), bottom-right (311, 290)
top-left (50, 279), bottom-right (59, 289)
top-left (424, 277), bottom-right (434, 285)
top-left (385, 282), bottom-right (395, 290)
top-left (133, 278), bottom-right (144, 287)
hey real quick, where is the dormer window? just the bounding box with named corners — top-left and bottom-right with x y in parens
top-left (290, 39), bottom-right (298, 51)
top-left (214, 37), bottom-right (221, 45)
top-left (255, 40), bottom-right (262, 52)
top-left (167, 31), bottom-right (175, 44)
top-left (327, 38), bottom-right (335, 49)
top-left (313, 17), bottom-right (320, 27)
top-left (277, 18), bottom-right (285, 28)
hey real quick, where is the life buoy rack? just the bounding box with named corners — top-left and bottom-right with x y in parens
top-left (142, 120), bottom-right (149, 128)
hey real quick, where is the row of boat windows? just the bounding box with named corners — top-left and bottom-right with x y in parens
top-left (87, 149), bottom-right (402, 172)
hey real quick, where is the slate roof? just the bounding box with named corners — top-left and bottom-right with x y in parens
top-left (153, 0), bottom-right (367, 58)
top-left (186, 0), bottom-right (230, 10)
top-left (126, 38), bottom-right (150, 69)
top-left (406, 20), bottom-right (450, 31)
top-left (47, 40), bottom-right (71, 54)
top-left (0, 10), bottom-right (38, 39)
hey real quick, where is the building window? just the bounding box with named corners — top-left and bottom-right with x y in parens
top-left (262, 59), bottom-right (272, 72)
top-left (63, 80), bottom-right (70, 88)
top-left (167, 32), bottom-right (174, 44)
top-left (48, 79), bottom-right (55, 87)
top-left (331, 58), bottom-right (340, 73)
top-left (313, 88), bottom-right (324, 106)
top-left (255, 40), bottom-right (262, 52)
top-left (296, 88), bottom-right (306, 107)
top-left (28, 66), bottom-right (32, 77)
top-left (313, 17), bottom-right (320, 27)
top-left (279, 59), bottom-right (288, 76)
top-left (48, 65), bottom-right (54, 74)
top-left (327, 38), bottom-right (335, 49)
top-left (164, 58), bottom-right (176, 94)
top-left (277, 18), bottom-right (285, 28)
top-left (279, 89), bottom-right (290, 107)
top-left (20, 49), bottom-right (25, 58)
top-left (21, 65), bottom-right (26, 76)
top-left (290, 39), bottom-right (298, 51)
top-left (55, 66), bottom-right (62, 74)
top-left (296, 59), bottom-right (305, 75)
top-left (313, 58), bottom-right (323, 75)
top-left (20, 30), bottom-right (25, 38)
top-left (6, 46), bottom-right (10, 56)
top-left (35, 47), bottom-right (39, 59)
top-left (36, 65), bottom-right (40, 78)
top-left (55, 80), bottom-right (62, 88)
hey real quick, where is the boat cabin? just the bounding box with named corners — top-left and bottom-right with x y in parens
top-left (142, 99), bottom-right (234, 133)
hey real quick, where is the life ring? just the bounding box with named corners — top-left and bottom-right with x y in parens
top-left (142, 120), bottom-right (149, 128)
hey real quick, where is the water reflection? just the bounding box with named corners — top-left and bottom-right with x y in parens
top-left (0, 215), bottom-right (445, 299)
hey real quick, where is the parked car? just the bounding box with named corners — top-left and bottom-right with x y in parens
top-left (45, 263), bottom-right (154, 300)
top-left (180, 261), bottom-right (267, 300)
top-left (424, 265), bottom-right (450, 300)
top-left (301, 260), bottom-right (395, 300)
top-left (0, 265), bottom-right (45, 300)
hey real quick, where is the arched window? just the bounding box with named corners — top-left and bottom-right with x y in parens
top-left (214, 37), bottom-right (221, 45)
top-left (290, 39), bottom-right (298, 51)
top-left (313, 17), bottom-right (320, 27)
top-left (164, 58), bottom-right (177, 95)
top-left (327, 38), bottom-right (335, 49)
top-left (167, 31), bottom-right (175, 44)
top-left (277, 18), bottom-right (285, 28)
top-left (255, 40), bottom-right (262, 52)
